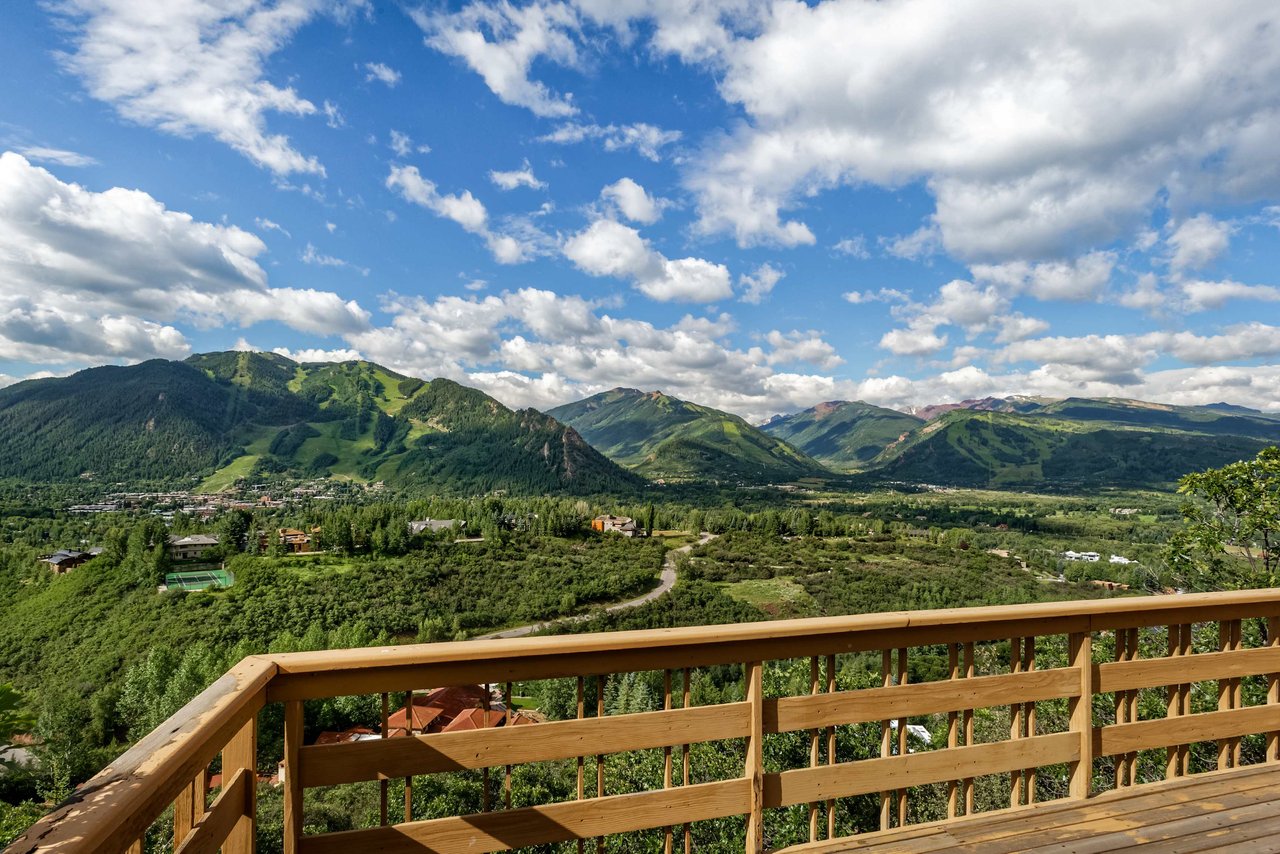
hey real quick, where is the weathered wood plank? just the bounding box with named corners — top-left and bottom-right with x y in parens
top-left (174, 768), bottom-right (250, 854)
top-left (301, 701), bottom-right (748, 787)
top-left (745, 661), bottom-right (764, 854)
top-left (297, 779), bottom-right (750, 854)
top-left (6, 656), bottom-right (274, 854)
top-left (764, 732), bottom-right (1079, 807)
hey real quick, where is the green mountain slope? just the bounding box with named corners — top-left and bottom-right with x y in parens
top-left (0, 360), bottom-right (255, 482)
top-left (873, 408), bottom-right (1278, 488)
top-left (760, 400), bottom-right (923, 470)
top-left (1033, 397), bottom-right (1280, 439)
top-left (547, 388), bottom-right (829, 483)
top-left (0, 353), bottom-right (640, 494)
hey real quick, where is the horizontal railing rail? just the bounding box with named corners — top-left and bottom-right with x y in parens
top-left (11, 589), bottom-right (1280, 854)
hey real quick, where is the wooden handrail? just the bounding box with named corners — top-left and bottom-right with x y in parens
top-left (13, 590), bottom-right (1280, 854)
top-left (6, 657), bottom-right (275, 854)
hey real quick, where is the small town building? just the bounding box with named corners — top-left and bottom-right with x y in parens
top-left (38, 548), bottom-right (101, 573)
top-left (167, 534), bottom-right (220, 562)
top-left (385, 685), bottom-right (515, 737)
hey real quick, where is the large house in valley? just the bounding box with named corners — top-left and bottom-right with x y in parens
top-left (592, 514), bottom-right (640, 537)
top-left (258, 528), bottom-right (314, 553)
top-left (167, 534), bottom-right (220, 562)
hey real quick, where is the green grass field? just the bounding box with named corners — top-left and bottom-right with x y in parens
top-left (721, 576), bottom-right (817, 618)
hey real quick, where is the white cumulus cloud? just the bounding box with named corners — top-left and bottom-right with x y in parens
top-left (563, 218), bottom-right (732, 302)
top-left (55, 0), bottom-right (329, 176)
top-left (0, 152), bottom-right (369, 364)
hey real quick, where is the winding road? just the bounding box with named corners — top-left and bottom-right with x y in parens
top-left (476, 532), bottom-right (715, 640)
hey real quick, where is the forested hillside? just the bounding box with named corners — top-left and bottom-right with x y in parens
top-left (760, 400), bottom-right (923, 470)
top-left (874, 408), bottom-right (1277, 488)
top-left (548, 387), bottom-right (828, 483)
top-left (0, 353), bottom-right (640, 495)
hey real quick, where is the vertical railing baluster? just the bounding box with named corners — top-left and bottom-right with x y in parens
top-left (947, 643), bottom-right (959, 819)
top-left (1025, 636), bottom-right (1038, 801)
top-left (1124, 629), bottom-right (1137, 787)
top-left (504, 681), bottom-right (513, 810)
top-left (483, 684), bottom-right (492, 812)
top-left (1219, 621), bottom-right (1232, 770)
top-left (379, 693), bottom-right (388, 826)
top-left (1115, 629), bottom-right (1129, 789)
top-left (1068, 631), bottom-right (1093, 800)
top-left (284, 700), bottom-right (303, 854)
top-left (193, 767), bottom-right (208, 832)
top-left (826, 653), bottom-right (835, 840)
top-left (404, 692), bottom-right (413, 821)
top-left (1010, 636), bottom-right (1023, 807)
top-left (1180, 624), bottom-right (1192, 775)
top-left (223, 716), bottom-right (257, 854)
top-left (665, 669), bottom-right (674, 854)
top-left (577, 676), bottom-right (585, 854)
top-left (745, 661), bottom-right (764, 854)
top-left (1231, 620), bottom-right (1243, 766)
top-left (597, 675), bottom-right (606, 854)
top-left (963, 642), bottom-right (975, 815)
top-left (1270, 617), bottom-right (1280, 763)
top-left (879, 649), bottom-right (892, 831)
top-left (896, 647), bottom-right (908, 826)
top-left (127, 838), bottom-right (142, 854)
top-left (684, 666), bottom-right (693, 854)
top-left (808, 656), bottom-right (819, 843)
top-left (1166, 626), bottom-right (1182, 779)
top-left (174, 777), bottom-right (196, 850)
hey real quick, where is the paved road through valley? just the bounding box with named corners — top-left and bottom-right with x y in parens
top-left (475, 532), bottom-right (716, 640)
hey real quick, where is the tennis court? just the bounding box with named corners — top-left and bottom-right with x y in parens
top-left (163, 568), bottom-right (234, 591)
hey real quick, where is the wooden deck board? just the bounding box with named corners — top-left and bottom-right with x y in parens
top-left (779, 764), bottom-right (1280, 853)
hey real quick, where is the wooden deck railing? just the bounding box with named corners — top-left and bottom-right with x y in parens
top-left (11, 589), bottom-right (1280, 853)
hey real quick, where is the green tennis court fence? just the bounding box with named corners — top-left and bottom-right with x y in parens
top-left (162, 568), bottom-right (234, 591)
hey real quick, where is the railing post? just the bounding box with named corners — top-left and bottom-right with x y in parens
top-left (1068, 631), bottom-right (1092, 800)
top-left (1269, 617), bottom-right (1280, 762)
top-left (224, 715), bottom-right (257, 854)
top-left (745, 660), bottom-right (764, 854)
top-left (284, 700), bottom-right (304, 854)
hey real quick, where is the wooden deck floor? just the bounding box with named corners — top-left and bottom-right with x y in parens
top-left (781, 763), bottom-right (1280, 853)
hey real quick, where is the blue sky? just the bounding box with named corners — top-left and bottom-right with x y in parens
top-left (1, 0), bottom-right (1279, 419)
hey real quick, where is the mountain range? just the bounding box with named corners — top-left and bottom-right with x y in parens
top-left (0, 353), bottom-right (1276, 492)
top-left (761, 396), bottom-right (1280, 488)
top-left (547, 387), bottom-right (827, 484)
top-left (0, 352), bottom-right (640, 494)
